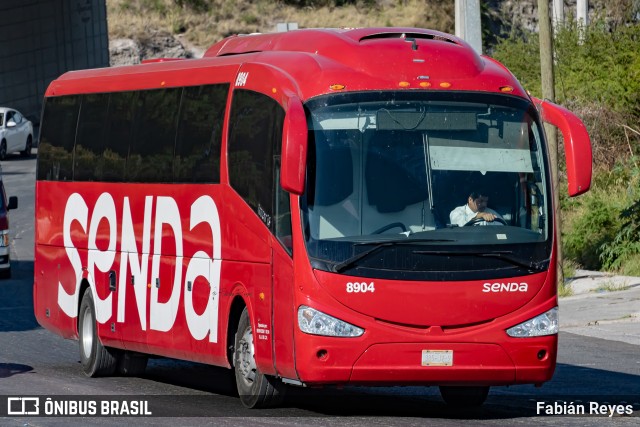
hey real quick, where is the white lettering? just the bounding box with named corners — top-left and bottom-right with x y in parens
top-left (117, 197), bottom-right (153, 328)
top-left (87, 193), bottom-right (116, 323)
top-left (58, 193), bottom-right (88, 317)
top-left (235, 71), bottom-right (249, 87)
top-left (150, 197), bottom-right (183, 332)
top-left (184, 196), bottom-right (222, 342)
top-left (58, 193), bottom-right (224, 342)
top-left (482, 282), bottom-right (529, 293)
top-left (536, 401), bottom-right (585, 415)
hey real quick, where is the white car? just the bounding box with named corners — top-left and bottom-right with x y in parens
top-left (0, 107), bottom-right (34, 160)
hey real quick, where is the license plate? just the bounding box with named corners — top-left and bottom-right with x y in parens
top-left (421, 350), bottom-right (453, 366)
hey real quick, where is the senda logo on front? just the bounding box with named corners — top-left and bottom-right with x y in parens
top-left (482, 282), bottom-right (529, 292)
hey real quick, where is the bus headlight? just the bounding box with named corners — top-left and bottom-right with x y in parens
top-left (298, 305), bottom-right (364, 337)
top-left (506, 307), bottom-right (558, 337)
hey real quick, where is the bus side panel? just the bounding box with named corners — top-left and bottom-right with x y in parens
top-left (33, 244), bottom-right (77, 340)
top-left (35, 181), bottom-right (254, 366)
top-left (271, 238), bottom-right (296, 379)
top-left (222, 187), bottom-right (275, 375)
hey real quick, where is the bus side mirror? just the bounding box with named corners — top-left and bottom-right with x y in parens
top-left (281, 97), bottom-right (307, 195)
top-left (533, 97), bottom-right (592, 197)
top-left (8, 196), bottom-right (18, 210)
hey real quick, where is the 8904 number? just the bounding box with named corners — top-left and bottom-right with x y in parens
top-left (346, 282), bottom-right (375, 293)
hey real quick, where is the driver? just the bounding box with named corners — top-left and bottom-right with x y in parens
top-left (449, 191), bottom-right (503, 227)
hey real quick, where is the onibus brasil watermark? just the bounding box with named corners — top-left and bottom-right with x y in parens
top-left (6, 397), bottom-right (151, 416)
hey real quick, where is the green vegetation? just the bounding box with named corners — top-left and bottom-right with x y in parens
top-left (594, 281), bottom-right (630, 293)
top-left (494, 20), bottom-right (640, 277)
top-left (558, 282), bottom-right (574, 298)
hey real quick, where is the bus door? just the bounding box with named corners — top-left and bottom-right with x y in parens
top-left (226, 64), bottom-right (299, 376)
top-left (272, 156), bottom-right (296, 379)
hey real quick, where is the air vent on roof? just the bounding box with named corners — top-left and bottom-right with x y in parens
top-left (359, 32), bottom-right (458, 45)
top-left (141, 58), bottom-right (186, 64)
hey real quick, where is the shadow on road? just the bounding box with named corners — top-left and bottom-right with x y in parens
top-left (0, 362), bottom-right (34, 378)
top-left (136, 357), bottom-right (640, 418)
top-left (0, 260), bottom-right (39, 332)
top-left (0, 153), bottom-right (37, 164)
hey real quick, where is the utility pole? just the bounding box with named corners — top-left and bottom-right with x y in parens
top-left (577, 0), bottom-right (589, 43)
top-left (577, 0), bottom-right (589, 26)
top-left (538, 0), bottom-right (563, 287)
top-left (455, 0), bottom-right (483, 55)
top-left (552, 0), bottom-right (564, 30)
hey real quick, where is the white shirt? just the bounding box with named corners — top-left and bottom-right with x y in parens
top-left (449, 204), bottom-right (502, 227)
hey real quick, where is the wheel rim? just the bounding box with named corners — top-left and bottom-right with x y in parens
top-left (81, 305), bottom-right (93, 358)
top-left (237, 327), bottom-right (256, 387)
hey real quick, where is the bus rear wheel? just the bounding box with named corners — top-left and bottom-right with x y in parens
top-left (234, 307), bottom-right (285, 408)
top-left (78, 289), bottom-right (119, 377)
top-left (439, 386), bottom-right (490, 407)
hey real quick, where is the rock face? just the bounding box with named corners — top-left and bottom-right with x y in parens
top-left (109, 30), bottom-right (192, 66)
top-left (498, 0), bottom-right (539, 33)
top-left (109, 38), bottom-right (140, 66)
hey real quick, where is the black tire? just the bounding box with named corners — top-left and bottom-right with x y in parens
top-left (439, 386), bottom-right (490, 407)
top-left (117, 351), bottom-right (148, 376)
top-left (78, 289), bottom-right (119, 377)
top-left (21, 135), bottom-right (32, 157)
top-left (0, 141), bottom-right (6, 161)
top-left (234, 307), bottom-right (285, 408)
top-left (0, 267), bottom-right (11, 279)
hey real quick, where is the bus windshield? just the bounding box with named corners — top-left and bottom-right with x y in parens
top-left (301, 91), bottom-right (551, 280)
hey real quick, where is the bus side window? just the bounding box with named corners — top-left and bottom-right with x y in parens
top-left (37, 96), bottom-right (80, 181)
top-left (274, 157), bottom-right (292, 254)
top-left (103, 92), bottom-right (135, 182)
top-left (174, 84), bottom-right (228, 183)
top-left (228, 89), bottom-right (285, 231)
top-left (127, 88), bottom-right (181, 183)
top-left (74, 93), bottom-right (111, 181)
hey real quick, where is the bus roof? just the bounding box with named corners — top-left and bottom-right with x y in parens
top-left (45, 27), bottom-right (528, 102)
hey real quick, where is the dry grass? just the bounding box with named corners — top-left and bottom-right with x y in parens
top-left (107, 0), bottom-right (455, 53)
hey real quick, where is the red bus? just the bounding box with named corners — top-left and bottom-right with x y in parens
top-left (34, 28), bottom-right (592, 408)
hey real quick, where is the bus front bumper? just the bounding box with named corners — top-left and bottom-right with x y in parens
top-left (294, 336), bottom-right (556, 386)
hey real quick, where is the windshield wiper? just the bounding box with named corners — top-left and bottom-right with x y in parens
top-left (332, 238), bottom-right (455, 273)
top-left (412, 249), bottom-right (548, 271)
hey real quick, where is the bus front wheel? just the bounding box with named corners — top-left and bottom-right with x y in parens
top-left (234, 307), bottom-right (285, 408)
top-left (78, 289), bottom-right (119, 377)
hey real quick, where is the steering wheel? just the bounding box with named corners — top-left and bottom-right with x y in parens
top-left (372, 222), bottom-right (408, 234)
top-left (464, 217), bottom-right (507, 226)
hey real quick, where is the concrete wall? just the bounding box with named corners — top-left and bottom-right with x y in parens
top-left (0, 0), bottom-right (108, 126)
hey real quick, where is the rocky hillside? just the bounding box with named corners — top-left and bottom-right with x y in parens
top-left (109, 30), bottom-right (199, 66)
top-left (107, 0), bottom-right (635, 66)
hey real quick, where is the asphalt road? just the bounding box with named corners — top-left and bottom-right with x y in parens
top-left (0, 152), bottom-right (638, 426)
